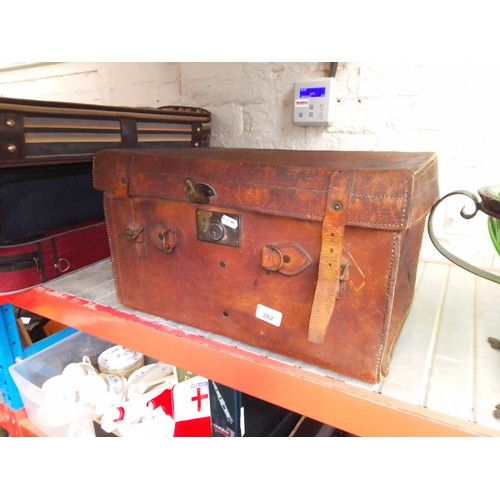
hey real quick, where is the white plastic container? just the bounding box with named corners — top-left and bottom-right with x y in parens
top-left (9, 331), bottom-right (114, 437)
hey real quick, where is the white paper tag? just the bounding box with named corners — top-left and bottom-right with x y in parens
top-left (221, 214), bottom-right (238, 229)
top-left (255, 304), bottom-right (282, 327)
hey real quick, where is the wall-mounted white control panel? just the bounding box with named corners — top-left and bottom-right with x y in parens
top-left (293, 77), bottom-right (336, 126)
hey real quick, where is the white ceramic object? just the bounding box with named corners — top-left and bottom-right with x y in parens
top-left (98, 345), bottom-right (144, 378)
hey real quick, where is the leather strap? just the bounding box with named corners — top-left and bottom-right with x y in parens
top-left (308, 171), bottom-right (353, 344)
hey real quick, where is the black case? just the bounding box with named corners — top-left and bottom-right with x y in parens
top-left (0, 97), bottom-right (211, 245)
top-left (0, 162), bottom-right (102, 244)
top-left (208, 381), bottom-right (303, 437)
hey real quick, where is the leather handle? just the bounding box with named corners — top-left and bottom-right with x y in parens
top-left (148, 223), bottom-right (177, 254)
top-left (261, 243), bottom-right (312, 275)
top-left (308, 171), bottom-right (353, 344)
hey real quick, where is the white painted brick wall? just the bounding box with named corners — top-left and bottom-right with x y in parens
top-left (0, 62), bottom-right (179, 106)
top-left (1, 61), bottom-right (499, 272)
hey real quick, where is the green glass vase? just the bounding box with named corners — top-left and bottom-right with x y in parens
top-left (488, 215), bottom-right (500, 256)
top-left (481, 185), bottom-right (500, 256)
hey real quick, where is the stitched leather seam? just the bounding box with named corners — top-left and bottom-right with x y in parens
top-left (383, 219), bottom-right (426, 371)
top-left (400, 178), bottom-right (410, 225)
top-left (348, 179), bottom-right (410, 228)
top-left (345, 221), bottom-right (404, 229)
top-left (376, 230), bottom-right (398, 377)
top-left (103, 196), bottom-right (121, 304)
top-left (351, 193), bottom-right (405, 200)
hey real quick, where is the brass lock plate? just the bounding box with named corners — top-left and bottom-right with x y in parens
top-left (196, 209), bottom-right (240, 247)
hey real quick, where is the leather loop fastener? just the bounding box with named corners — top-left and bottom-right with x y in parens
top-left (160, 228), bottom-right (176, 254)
top-left (121, 224), bottom-right (146, 258)
top-left (148, 223), bottom-right (177, 254)
top-left (308, 171), bottom-right (354, 344)
top-left (121, 225), bottom-right (144, 241)
top-left (261, 243), bottom-right (312, 275)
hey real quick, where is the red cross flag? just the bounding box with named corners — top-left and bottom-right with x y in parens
top-left (172, 376), bottom-right (211, 422)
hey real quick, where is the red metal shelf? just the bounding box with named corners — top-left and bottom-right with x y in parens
top-left (3, 258), bottom-right (500, 437)
top-left (0, 404), bottom-right (44, 437)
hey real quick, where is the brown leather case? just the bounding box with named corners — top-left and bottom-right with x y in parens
top-left (93, 148), bottom-right (439, 383)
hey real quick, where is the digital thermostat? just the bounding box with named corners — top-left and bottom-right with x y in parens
top-left (293, 77), bottom-right (336, 126)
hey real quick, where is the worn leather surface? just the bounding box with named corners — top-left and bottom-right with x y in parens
top-left (94, 148), bottom-right (439, 383)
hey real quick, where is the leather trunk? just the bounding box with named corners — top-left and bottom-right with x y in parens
top-left (93, 148), bottom-right (439, 383)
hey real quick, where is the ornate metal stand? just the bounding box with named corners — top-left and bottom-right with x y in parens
top-left (427, 185), bottom-right (500, 284)
top-left (428, 185), bottom-right (500, 418)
